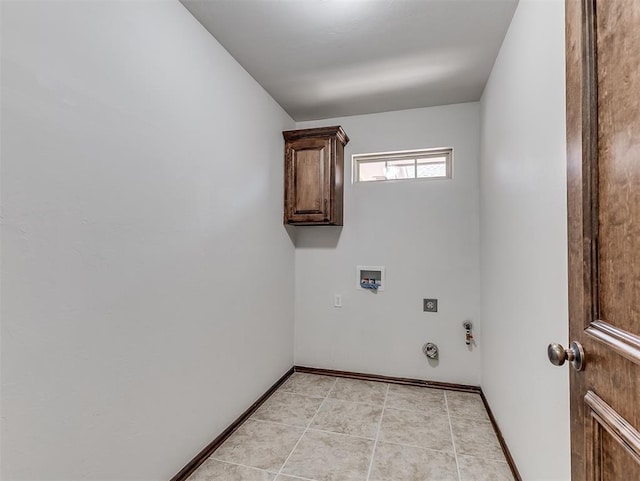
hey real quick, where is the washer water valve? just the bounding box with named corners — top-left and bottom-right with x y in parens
top-left (422, 342), bottom-right (439, 360)
top-left (463, 321), bottom-right (474, 345)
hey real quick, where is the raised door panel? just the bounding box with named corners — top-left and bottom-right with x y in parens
top-left (596, 0), bottom-right (640, 336)
top-left (585, 391), bottom-right (640, 481)
top-left (589, 2), bottom-right (640, 474)
top-left (285, 137), bottom-right (331, 224)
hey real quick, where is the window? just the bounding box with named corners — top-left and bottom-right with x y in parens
top-left (353, 147), bottom-right (452, 183)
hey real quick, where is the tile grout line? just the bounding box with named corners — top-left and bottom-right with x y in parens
top-left (204, 458), bottom-right (316, 480)
top-left (207, 378), bottom-right (498, 481)
top-left (204, 458), bottom-right (312, 480)
top-left (365, 383), bottom-right (389, 481)
top-left (277, 389), bottom-right (463, 416)
top-left (300, 426), bottom-right (375, 442)
top-left (250, 417), bottom-right (375, 441)
top-left (248, 417), bottom-right (461, 454)
top-left (445, 391), bottom-right (463, 481)
top-left (275, 377), bottom-right (339, 478)
top-left (279, 391), bottom-right (385, 408)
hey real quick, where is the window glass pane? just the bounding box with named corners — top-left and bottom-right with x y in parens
top-left (417, 157), bottom-right (447, 178)
top-left (358, 161), bottom-right (387, 181)
top-left (385, 159), bottom-right (415, 180)
top-left (353, 148), bottom-right (452, 183)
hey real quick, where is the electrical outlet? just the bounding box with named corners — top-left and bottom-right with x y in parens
top-left (423, 298), bottom-right (438, 312)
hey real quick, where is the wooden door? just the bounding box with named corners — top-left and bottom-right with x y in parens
top-left (284, 137), bottom-right (331, 224)
top-left (566, 0), bottom-right (640, 479)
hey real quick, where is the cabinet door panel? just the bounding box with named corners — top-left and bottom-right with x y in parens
top-left (285, 138), bottom-right (331, 223)
top-left (294, 146), bottom-right (326, 213)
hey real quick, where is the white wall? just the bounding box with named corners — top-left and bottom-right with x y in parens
top-left (1, 2), bottom-right (295, 480)
top-left (480, 1), bottom-right (570, 479)
top-left (295, 103), bottom-right (482, 385)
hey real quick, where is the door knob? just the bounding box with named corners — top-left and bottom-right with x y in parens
top-left (547, 341), bottom-right (584, 371)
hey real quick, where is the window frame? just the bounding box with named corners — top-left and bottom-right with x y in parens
top-left (352, 147), bottom-right (453, 183)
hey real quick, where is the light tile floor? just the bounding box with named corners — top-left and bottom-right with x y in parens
top-left (188, 373), bottom-right (515, 481)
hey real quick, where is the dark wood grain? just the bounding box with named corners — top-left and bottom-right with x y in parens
top-left (587, 0), bottom-right (640, 475)
top-left (586, 320), bottom-right (640, 366)
top-left (585, 390), bottom-right (640, 480)
top-left (168, 367), bottom-right (294, 481)
top-left (283, 126), bottom-right (348, 225)
top-left (283, 126), bottom-right (349, 145)
top-left (595, 0), bottom-right (640, 333)
top-left (565, 0), bottom-right (588, 477)
top-left (567, 0), bottom-right (640, 478)
top-left (287, 137), bottom-right (330, 218)
top-left (585, 391), bottom-right (640, 463)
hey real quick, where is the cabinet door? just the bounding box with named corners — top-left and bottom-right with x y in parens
top-left (285, 137), bottom-right (332, 224)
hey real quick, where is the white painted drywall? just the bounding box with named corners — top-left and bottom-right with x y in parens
top-left (1, 1), bottom-right (295, 480)
top-left (294, 103), bottom-right (482, 385)
top-left (480, 0), bottom-right (570, 479)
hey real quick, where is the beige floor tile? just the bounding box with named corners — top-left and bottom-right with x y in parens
top-left (369, 441), bottom-right (458, 481)
top-left (188, 459), bottom-right (275, 481)
top-left (194, 379), bottom-right (511, 481)
top-left (451, 417), bottom-right (505, 460)
top-left (445, 391), bottom-right (490, 420)
top-left (457, 454), bottom-right (515, 481)
top-left (281, 429), bottom-right (374, 481)
top-left (212, 420), bottom-right (304, 472)
top-left (385, 384), bottom-right (447, 414)
top-left (279, 373), bottom-right (336, 397)
top-left (251, 391), bottom-right (324, 427)
top-left (378, 407), bottom-right (453, 452)
top-left (327, 377), bottom-right (388, 405)
top-left (310, 398), bottom-right (383, 439)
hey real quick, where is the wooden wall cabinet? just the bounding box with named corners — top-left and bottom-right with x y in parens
top-left (283, 126), bottom-right (349, 225)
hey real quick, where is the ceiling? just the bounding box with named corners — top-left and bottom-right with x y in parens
top-left (181, 0), bottom-right (518, 121)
